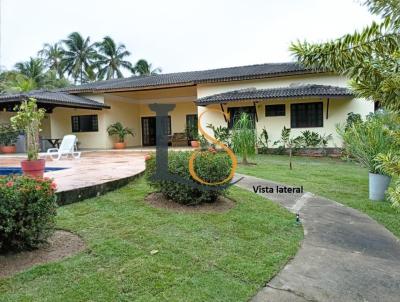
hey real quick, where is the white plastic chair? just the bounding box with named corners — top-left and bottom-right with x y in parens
top-left (46, 135), bottom-right (81, 160)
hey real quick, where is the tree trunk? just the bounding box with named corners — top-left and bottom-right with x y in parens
top-left (242, 153), bottom-right (249, 165)
top-left (289, 148), bottom-right (293, 170)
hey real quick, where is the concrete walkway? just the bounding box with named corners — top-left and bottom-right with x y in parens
top-left (234, 174), bottom-right (400, 302)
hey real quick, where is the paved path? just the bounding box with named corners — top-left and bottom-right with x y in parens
top-left (234, 174), bottom-right (400, 302)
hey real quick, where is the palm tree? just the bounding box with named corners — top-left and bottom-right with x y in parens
top-left (14, 57), bottom-right (45, 84)
top-left (96, 36), bottom-right (134, 80)
top-left (134, 59), bottom-right (162, 76)
top-left (2, 74), bottom-right (37, 93)
top-left (62, 32), bottom-right (98, 84)
top-left (38, 43), bottom-right (65, 78)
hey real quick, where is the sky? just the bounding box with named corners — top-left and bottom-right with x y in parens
top-left (0, 0), bottom-right (377, 74)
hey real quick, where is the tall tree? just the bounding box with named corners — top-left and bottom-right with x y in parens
top-left (38, 43), bottom-right (65, 78)
top-left (1, 74), bottom-right (37, 93)
top-left (290, 0), bottom-right (400, 111)
top-left (134, 59), bottom-right (162, 76)
top-left (96, 36), bottom-right (134, 80)
top-left (14, 57), bottom-right (45, 85)
top-left (290, 0), bottom-right (400, 207)
top-left (62, 32), bottom-right (98, 84)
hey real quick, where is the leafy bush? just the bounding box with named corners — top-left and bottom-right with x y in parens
top-left (301, 130), bottom-right (321, 147)
top-left (0, 123), bottom-right (19, 146)
top-left (206, 124), bottom-right (230, 147)
top-left (0, 176), bottom-right (57, 252)
top-left (146, 151), bottom-right (232, 205)
top-left (337, 112), bottom-right (396, 173)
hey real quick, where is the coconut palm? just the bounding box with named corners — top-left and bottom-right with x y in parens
top-left (62, 32), bottom-right (98, 83)
top-left (2, 74), bottom-right (37, 93)
top-left (96, 36), bottom-right (134, 80)
top-left (38, 43), bottom-right (65, 78)
top-left (14, 57), bottom-right (45, 84)
top-left (134, 59), bottom-right (162, 76)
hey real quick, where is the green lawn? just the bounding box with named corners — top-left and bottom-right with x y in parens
top-left (0, 177), bottom-right (302, 302)
top-left (238, 154), bottom-right (400, 238)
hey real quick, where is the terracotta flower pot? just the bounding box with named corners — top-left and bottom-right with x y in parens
top-left (114, 142), bottom-right (126, 149)
top-left (0, 145), bottom-right (16, 154)
top-left (21, 159), bottom-right (46, 178)
top-left (191, 140), bottom-right (200, 148)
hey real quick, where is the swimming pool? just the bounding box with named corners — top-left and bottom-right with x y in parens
top-left (0, 167), bottom-right (66, 176)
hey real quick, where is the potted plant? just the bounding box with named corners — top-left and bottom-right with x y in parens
top-left (338, 113), bottom-right (394, 201)
top-left (107, 122), bottom-right (134, 149)
top-left (0, 123), bottom-right (19, 154)
top-left (185, 123), bottom-right (199, 148)
top-left (11, 98), bottom-right (46, 177)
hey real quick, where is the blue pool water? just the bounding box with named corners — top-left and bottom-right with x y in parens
top-left (0, 167), bottom-right (66, 176)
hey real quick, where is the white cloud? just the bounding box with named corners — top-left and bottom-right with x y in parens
top-left (0, 0), bottom-right (377, 73)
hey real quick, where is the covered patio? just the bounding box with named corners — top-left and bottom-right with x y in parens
top-left (0, 90), bottom-right (110, 152)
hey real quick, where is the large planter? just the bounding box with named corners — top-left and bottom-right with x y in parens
top-left (21, 159), bottom-right (46, 178)
top-left (114, 142), bottom-right (126, 149)
top-left (369, 172), bottom-right (391, 201)
top-left (191, 140), bottom-right (200, 148)
top-left (0, 145), bottom-right (17, 154)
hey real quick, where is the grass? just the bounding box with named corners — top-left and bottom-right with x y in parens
top-left (0, 177), bottom-right (303, 302)
top-left (238, 154), bottom-right (400, 238)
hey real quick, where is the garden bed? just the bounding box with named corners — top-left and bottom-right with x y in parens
top-left (0, 230), bottom-right (85, 278)
top-left (145, 192), bottom-right (235, 213)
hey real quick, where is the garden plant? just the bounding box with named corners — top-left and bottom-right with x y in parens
top-left (0, 176), bottom-right (57, 252)
top-left (146, 151), bottom-right (232, 205)
top-left (291, 0), bottom-right (400, 207)
top-left (231, 113), bottom-right (257, 165)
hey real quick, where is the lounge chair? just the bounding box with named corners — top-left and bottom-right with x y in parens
top-left (46, 135), bottom-right (81, 160)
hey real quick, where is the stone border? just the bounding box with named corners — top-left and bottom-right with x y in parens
top-left (56, 171), bottom-right (145, 205)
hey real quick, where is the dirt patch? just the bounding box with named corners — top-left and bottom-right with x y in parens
top-left (0, 230), bottom-right (86, 278)
top-left (145, 192), bottom-right (235, 213)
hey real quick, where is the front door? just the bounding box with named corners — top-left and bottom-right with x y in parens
top-left (141, 116), bottom-right (172, 146)
top-left (141, 117), bottom-right (156, 146)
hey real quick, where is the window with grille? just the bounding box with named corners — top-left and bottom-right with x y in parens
top-left (265, 104), bottom-right (285, 117)
top-left (290, 102), bottom-right (323, 128)
top-left (71, 115), bottom-right (99, 132)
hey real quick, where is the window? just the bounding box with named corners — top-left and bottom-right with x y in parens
top-left (228, 106), bottom-right (256, 129)
top-left (291, 102), bottom-right (323, 128)
top-left (186, 114), bottom-right (198, 140)
top-left (71, 115), bottom-right (98, 132)
top-left (265, 104), bottom-right (285, 117)
top-left (161, 116), bottom-right (172, 135)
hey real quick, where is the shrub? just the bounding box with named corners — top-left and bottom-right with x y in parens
top-left (146, 151), bottom-right (232, 205)
top-left (0, 123), bottom-right (19, 146)
top-left (337, 112), bottom-right (396, 174)
top-left (0, 176), bottom-right (57, 252)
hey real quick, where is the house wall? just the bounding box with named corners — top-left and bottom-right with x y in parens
top-left (50, 98), bottom-right (141, 149)
top-left (138, 101), bottom-right (197, 131)
top-left (196, 74), bottom-right (375, 147)
top-left (49, 97), bottom-right (197, 149)
top-left (0, 111), bottom-right (14, 124)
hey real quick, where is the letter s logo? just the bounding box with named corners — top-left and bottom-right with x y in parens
top-left (188, 109), bottom-right (237, 186)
